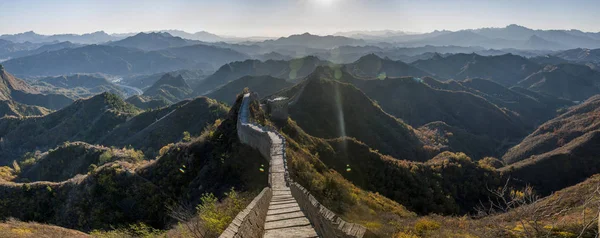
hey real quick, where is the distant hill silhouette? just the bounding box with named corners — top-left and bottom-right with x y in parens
top-left (260, 33), bottom-right (366, 49)
top-left (34, 74), bottom-right (125, 99)
top-left (107, 32), bottom-right (194, 51)
top-left (2, 43), bottom-right (248, 77)
top-left (142, 74), bottom-right (194, 104)
top-left (121, 69), bottom-right (206, 91)
top-left (411, 53), bottom-right (542, 86)
top-left (2, 41), bottom-right (80, 59)
top-left (206, 75), bottom-right (293, 104)
top-left (518, 63), bottom-right (600, 101)
top-left (523, 35), bottom-right (566, 50)
top-left (0, 31), bottom-right (119, 44)
top-left (194, 56), bottom-right (327, 95)
top-left (125, 95), bottom-right (170, 110)
top-left (343, 54), bottom-right (430, 78)
top-left (157, 43), bottom-right (249, 69)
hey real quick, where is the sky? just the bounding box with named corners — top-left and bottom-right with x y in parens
top-left (1, 0), bottom-right (599, 37)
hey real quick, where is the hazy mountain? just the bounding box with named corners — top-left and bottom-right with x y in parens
top-left (107, 32), bottom-right (196, 51)
top-left (529, 55), bottom-right (570, 65)
top-left (206, 75), bottom-right (293, 104)
top-left (523, 35), bottom-right (566, 50)
top-left (33, 74), bottom-right (125, 99)
top-left (125, 95), bottom-right (170, 110)
top-left (553, 48), bottom-right (600, 69)
top-left (333, 30), bottom-right (413, 40)
top-left (0, 31), bottom-right (120, 44)
top-left (260, 33), bottom-right (366, 49)
top-left (161, 30), bottom-right (226, 42)
top-left (398, 24), bottom-right (600, 50)
top-left (343, 53), bottom-right (431, 78)
top-left (255, 51), bottom-right (293, 61)
top-left (120, 69), bottom-right (206, 91)
top-left (518, 63), bottom-right (600, 101)
top-left (0, 65), bottom-right (73, 111)
top-left (4, 41), bottom-right (81, 59)
top-left (194, 56), bottom-right (327, 95)
top-left (2, 45), bottom-right (193, 77)
top-left (411, 53), bottom-right (542, 86)
top-left (0, 39), bottom-right (43, 59)
top-left (406, 30), bottom-right (516, 49)
top-left (142, 74), bottom-right (194, 104)
top-left (157, 43), bottom-right (250, 69)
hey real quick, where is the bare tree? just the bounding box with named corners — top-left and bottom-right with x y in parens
top-left (167, 201), bottom-right (207, 238)
top-left (476, 177), bottom-right (600, 238)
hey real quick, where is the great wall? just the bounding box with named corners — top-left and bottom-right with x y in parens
top-left (219, 93), bottom-right (376, 238)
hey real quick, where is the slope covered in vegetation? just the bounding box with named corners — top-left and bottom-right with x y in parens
top-left (274, 67), bottom-right (433, 161)
top-left (0, 94), bottom-right (266, 233)
top-left (0, 93), bottom-right (140, 165)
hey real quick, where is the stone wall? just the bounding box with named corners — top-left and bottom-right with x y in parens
top-left (219, 187), bottom-right (272, 238)
top-left (290, 182), bottom-right (378, 238)
top-left (237, 93), bottom-right (273, 163)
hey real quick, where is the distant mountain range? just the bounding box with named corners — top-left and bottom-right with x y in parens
top-left (0, 31), bottom-right (118, 44)
top-left (1, 41), bottom-right (249, 77)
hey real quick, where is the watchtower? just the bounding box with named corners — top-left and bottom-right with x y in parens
top-left (266, 97), bottom-right (289, 121)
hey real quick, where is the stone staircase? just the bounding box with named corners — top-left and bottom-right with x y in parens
top-left (220, 93), bottom-right (374, 238)
top-left (264, 188), bottom-right (318, 237)
top-left (259, 116), bottom-right (318, 237)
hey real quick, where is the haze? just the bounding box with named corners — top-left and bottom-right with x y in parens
top-left (1, 0), bottom-right (600, 37)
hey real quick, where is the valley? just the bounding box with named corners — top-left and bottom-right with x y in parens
top-left (1, 2), bottom-right (600, 237)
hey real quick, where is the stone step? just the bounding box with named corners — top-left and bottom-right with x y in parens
top-left (265, 211), bottom-right (306, 222)
top-left (263, 225), bottom-right (319, 238)
top-left (273, 190), bottom-right (292, 196)
top-left (269, 202), bottom-right (299, 210)
top-left (265, 217), bottom-right (311, 230)
top-left (267, 206), bottom-right (301, 215)
top-left (270, 199), bottom-right (296, 205)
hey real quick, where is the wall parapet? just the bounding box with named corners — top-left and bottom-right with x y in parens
top-left (290, 182), bottom-right (378, 238)
top-left (219, 187), bottom-right (272, 238)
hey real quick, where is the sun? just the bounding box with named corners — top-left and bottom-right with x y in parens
top-left (312, 0), bottom-right (340, 6)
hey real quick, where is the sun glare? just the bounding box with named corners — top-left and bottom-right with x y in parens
top-left (312, 0), bottom-right (339, 7)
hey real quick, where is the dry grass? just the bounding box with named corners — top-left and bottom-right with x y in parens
top-left (0, 219), bottom-right (89, 238)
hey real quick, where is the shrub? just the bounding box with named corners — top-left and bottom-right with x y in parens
top-left (182, 131), bottom-right (191, 142)
top-left (414, 218), bottom-right (441, 235)
top-left (98, 151), bottom-right (114, 165)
